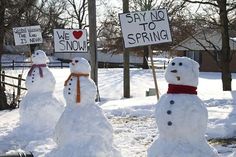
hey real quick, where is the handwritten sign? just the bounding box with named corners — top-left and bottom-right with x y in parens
top-left (13, 25), bottom-right (43, 45)
top-left (119, 8), bottom-right (172, 48)
top-left (53, 29), bottom-right (87, 52)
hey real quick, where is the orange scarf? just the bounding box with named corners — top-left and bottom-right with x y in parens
top-left (64, 73), bottom-right (89, 103)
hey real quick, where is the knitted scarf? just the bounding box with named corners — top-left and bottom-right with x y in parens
top-left (167, 84), bottom-right (197, 95)
top-left (64, 73), bottom-right (89, 103)
top-left (28, 64), bottom-right (47, 78)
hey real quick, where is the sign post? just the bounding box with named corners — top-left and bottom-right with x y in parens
top-left (119, 8), bottom-right (172, 101)
top-left (148, 45), bottom-right (159, 100)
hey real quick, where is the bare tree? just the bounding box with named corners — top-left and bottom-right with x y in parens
top-left (184, 0), bottom-right (236, 91)
top-left (98, 0), bottom-right (189, 69)
top-left (66, 0), bottom-right (88, 29)
top-left (98, 9), bottom-right (122, 53)
top-left (34, 0), bottom-right (69, 37)
top-left (0, 0), bottom-right (38, 110)
top-left (0, 0), bottom-right (9, 110)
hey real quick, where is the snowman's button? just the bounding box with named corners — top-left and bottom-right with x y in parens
top-left (69, 83), bottom-right (71, 85)
top-left (32, 81), bottom-right (34, 83)
top-left (68, 88), bottom-right (71, 90)
top-left (68, 92), bottom-right (71, 95)
top-left (32, 77), bottom-right (34, 79)
top-left (170, 100), bottom-right (175, 104)
top-left (167, 121), bottom-right (172, 126)
top-left (70, 79), bottom-right (73, 81)
top-left (167, 110), bottom-right (172, 114)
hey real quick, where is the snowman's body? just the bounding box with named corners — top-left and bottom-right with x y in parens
top-left (25, 66), bottom-right (55, 93)
top-left (148, 57), bottom-right (219, 157)
top-left (19, 50), bottom-right (64, 138)
top-left (63, 73), bottom-right (96, 106)
top-left (51, 57), bottom-right (121, 157)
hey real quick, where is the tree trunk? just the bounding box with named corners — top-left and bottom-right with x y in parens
top-left (0, 0), bottom-right (10, 110)
top-left (218, 0), bottom-right (232, 91)
top-left (142, 46), bottom-right (149, 69)
top-left (221, 62), bottom-right (232, 91)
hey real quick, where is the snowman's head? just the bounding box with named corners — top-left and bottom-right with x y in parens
top-left (69, 57), bottom-right (91, 74)
top-left (32, 50), bottom-right (48, 64)
top-left (165, 57), bottom-right (199, 87)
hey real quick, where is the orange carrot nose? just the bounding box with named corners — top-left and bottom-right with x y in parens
top-left (71, 62), bottom-right (75, 66)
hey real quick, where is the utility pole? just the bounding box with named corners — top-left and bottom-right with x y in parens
top-left (123, 0), bottom-right (130, 98)
top-left (88, 0), bottom-right (98, 86)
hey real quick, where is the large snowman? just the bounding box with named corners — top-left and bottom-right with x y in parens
top-left (48, 57), bottom-right (121, 157)
top-left (148, 57), bottom-right (219, 157)
top-left (18, 50), bottom-right (64, 139)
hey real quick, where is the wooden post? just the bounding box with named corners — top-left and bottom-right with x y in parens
top-left (88, 0), bottom-right (100, 101)
top-left (12, 60), bottom-right (15, 70)
top-left (61, 61), bottom-right (63, 69)
top-left (88, 0), bottom-right (98, 85)
top-left (148, 46), bottom-right (159, 100)
top-left (1, 71), bottom-right (5, 88)
top-left (123, 0), bottom-right (130, 98)
top-left (17, 74), bottom-right (22, 97)
top-left (12, 90), bottom-right (15, 104)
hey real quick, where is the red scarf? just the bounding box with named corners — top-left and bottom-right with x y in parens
top-left (167, 84), bottom-right (197, 95)
top-left (28, 64), bottom-right (47, 78)
top-left (64, 73), bottom-right (89, 103)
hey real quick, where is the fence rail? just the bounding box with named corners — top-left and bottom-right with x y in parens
top-left (0, 71), bottom-right (27, 107)
top-left (1, 60), bottom-right (69, 69)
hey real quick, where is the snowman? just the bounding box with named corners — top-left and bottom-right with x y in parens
top-left (48, 57), bottom-right (121, 157)
top-left (18, 50), bottom-right (64, 139)
top-left (148, 57), bottom-right (219, 157)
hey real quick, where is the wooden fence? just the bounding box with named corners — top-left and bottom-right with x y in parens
top-left (0, 71), bottom-right (27, 107)
top-left (1, 60), bottom-right (69, 69)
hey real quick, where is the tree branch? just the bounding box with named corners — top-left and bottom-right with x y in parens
top-left (184, 0), bottom-right (218, 7)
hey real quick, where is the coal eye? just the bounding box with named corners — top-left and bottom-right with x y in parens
top-left (75, 60), bottom-right (79, 63)
top-left (36, 53), bottom-right (39, 55)
top-left (179, 62), bottom-right (182, 66)
top-left (171, 62), bottom-right (175, 66)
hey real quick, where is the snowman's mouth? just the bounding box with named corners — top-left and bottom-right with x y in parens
top-left (176, 76), bottom-right (180, 81)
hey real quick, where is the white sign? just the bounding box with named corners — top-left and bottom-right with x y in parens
top-left (119, 8), bottom-right (172, 48)
top-left (13, 25), bottom-right (43, 45)
top-left (53, 29), bottom-right (87, 52)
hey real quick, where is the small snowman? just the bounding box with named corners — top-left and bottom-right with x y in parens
top-left (148, 57), bottom-right (219, 157)
top-left (48, 57), bottom-right (121, 157)
top-left (18, 50), bottom-right (64, 139)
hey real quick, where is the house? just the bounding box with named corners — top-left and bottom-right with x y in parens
top-left (171, 29), bottom-right (236, 72)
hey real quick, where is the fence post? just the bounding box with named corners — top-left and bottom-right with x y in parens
top-left (12, 60), bottom-right (15, 70)
top-left (1, 71), bottom-right (5, 88)
top-left (17, 74), bottom-right (22, 98)
top-left (12, 90), bottom-right (16, 104)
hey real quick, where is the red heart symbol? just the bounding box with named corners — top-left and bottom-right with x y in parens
top-left (73, 31), bottom-right (83, 39)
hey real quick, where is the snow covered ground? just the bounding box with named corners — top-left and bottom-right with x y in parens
top-left (0, 67), bottom-right (236, 157)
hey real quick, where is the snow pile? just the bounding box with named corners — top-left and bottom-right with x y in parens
top-left (0, 61), bottom-right (235, 156)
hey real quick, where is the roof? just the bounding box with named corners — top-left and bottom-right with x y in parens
top-left (172, 29), bottom-right (236, 51)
